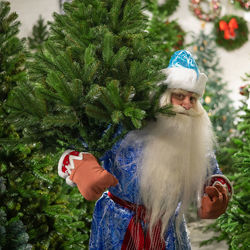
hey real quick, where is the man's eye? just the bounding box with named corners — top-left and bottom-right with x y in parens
top-left (176, 94), bottom-right (184, 99)
top-left (190, 97), bottom-right (197, 103)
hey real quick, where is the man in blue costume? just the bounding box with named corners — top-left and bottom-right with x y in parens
top-left (58, 50), bottom-right (232, 249)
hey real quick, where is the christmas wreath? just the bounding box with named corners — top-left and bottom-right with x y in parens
top-left (233, 0), bottom-right (250, 11)
top-left (189, 0), bottom-right (221, 22)
top-left (214, 15), bottom-right (248, 50)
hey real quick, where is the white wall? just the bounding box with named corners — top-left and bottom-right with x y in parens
top-left (9, 0), bottom-right (60, 38)
top-left (9, 0), bottom-right (250, 108)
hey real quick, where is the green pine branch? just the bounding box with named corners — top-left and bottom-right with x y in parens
top-left (6, 0), bottom-right (174, 158)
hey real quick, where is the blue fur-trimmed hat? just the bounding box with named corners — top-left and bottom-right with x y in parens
top-left (161, 50), bottom-right (207, 97)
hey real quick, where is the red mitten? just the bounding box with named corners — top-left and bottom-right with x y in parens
top-left (199, 183), bottom-right (229, 219)
top-left (58, 150), bottom-right (118, 201)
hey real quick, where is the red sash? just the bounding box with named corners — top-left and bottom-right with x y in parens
top-left (108, 192), bottom-right (165, 250)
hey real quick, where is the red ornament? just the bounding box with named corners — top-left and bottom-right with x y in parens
top-left (239, 84), bottom-right (249, 96)
top-left (219, 18), bottom-right (238, 40)
top-left (195, 8), bottom-right (201, 14)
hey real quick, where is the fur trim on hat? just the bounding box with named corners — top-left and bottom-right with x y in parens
top-left (161, 67), bottom-right (207, 97)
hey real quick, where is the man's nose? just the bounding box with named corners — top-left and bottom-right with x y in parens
top-left (182, 97), bottom-right (192, 110)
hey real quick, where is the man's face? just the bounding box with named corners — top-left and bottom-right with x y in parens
top-left (171, 90), bottom-right (198, 110)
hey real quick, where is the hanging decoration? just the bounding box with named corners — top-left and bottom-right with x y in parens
top-left (239, 84), bottom-right (250, 96)
top-left (215, 15), bottom-right (248, 50)
top-left (232, 0), bottom-right (250, 11)
top-left (189, 0), bottom-right (221, 22)
top-left (204, 96), bottom-right (212, 104)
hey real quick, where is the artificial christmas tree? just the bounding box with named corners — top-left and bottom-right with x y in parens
top-left (7, 0), bottom-right (173, 158)
top-left (191, 30), bottom-right (236, 146)
top-left (191, 30), bottom-right (236, 174)
top-left (27, 15), bottom-right (49, 51)
top-left (203, 83), bottom-right (250, 250)
top-left (1, 2), bottom-right (95, 248)
top-left (0, 2), bottom-right (31, 248)
top-left (0, 1), bottom-right (26, 104)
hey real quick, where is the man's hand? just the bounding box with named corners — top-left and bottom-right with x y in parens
top-left (70, 153), bottom-right (118, 201)
top-left (58, 150), bottom-right (118, 201)
top-left (199, 183), bottom-right (229, 219)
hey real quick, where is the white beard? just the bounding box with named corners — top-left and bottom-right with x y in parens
top-left (138, 102), bottom-right (215, 236)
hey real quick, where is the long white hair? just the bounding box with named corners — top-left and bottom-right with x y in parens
top-left (125, 89), bottom-right (215, 240)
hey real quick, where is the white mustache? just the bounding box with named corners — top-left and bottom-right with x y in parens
top-left (172, 105), bottom-right (202, 117)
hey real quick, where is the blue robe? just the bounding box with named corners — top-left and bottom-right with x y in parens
top-left (89, 135), bottom-right (222, 250)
